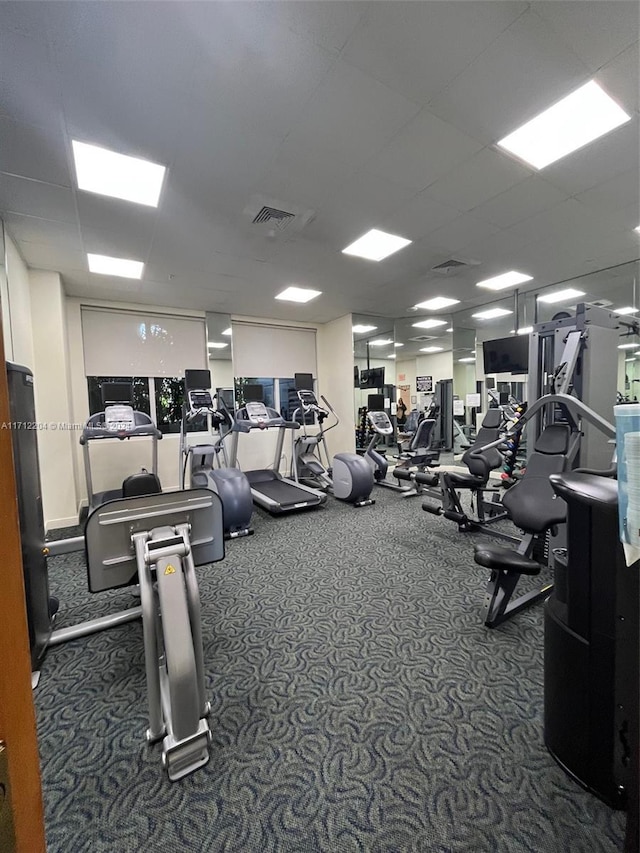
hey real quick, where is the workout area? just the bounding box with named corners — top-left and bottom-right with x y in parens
top-left (0, 3), bottom-right (638, 852)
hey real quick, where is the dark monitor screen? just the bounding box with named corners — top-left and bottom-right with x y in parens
top-left (294, 372), bottom-right (314, 391)
top-left (367, 394), bottom-right (385, 411)
top-left (360, 366), bottom-right (385, 388)
top-left (216, 387), bottom-right (235, 410)
top-left (185, 369), bottom-right (211, 391)
top-left (483, 336), bottom-right (529, 375)
top-left (243, 384), bottom-right (264, 402)
top-left (354, 365), bottom-right (360, 388)
top-left (101, 382), bottom-right (132, 405)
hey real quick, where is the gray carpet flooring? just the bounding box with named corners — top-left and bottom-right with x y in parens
top-left (36, 485), bottom-right (627, 852)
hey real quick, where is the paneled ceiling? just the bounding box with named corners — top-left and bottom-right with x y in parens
top-left (0, 1), bottom-right (638, 324)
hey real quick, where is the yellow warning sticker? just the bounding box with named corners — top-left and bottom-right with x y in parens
top-left (164, 564), bottom-right (176, 575)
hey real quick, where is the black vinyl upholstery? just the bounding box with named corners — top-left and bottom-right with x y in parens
top-left (451, 408), bottom-right (504, 486)
top-left (474, 544), bottom-right (541, 576)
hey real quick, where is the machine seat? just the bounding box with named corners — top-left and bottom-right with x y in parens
top-left (444, 470), bottom-right (487, 488)
top-left (474, 544), bottom-right (541, 576)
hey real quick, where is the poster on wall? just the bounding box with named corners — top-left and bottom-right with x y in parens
top-left (416, 375), bottom-right (433, 392)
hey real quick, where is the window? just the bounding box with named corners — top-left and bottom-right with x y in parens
top-left (87, 376), bottom-right (150, 416)
top-left (86, 376), bottom-right (206, 435)
top-left (234, 377), bottom-right (275, 409)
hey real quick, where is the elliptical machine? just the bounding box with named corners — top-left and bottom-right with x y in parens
top-left (290, 375), bottom-right (375, 507)
top-left (179, 369), bottom-right (253, 539)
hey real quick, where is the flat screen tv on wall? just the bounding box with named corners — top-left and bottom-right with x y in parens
top-left (483, 336), bottom-right (529, 375)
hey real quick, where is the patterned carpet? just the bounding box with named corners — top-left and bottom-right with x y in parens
top-left (36, 486), bottom-right (626, 852)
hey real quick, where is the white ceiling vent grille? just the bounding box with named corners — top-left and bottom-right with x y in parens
top-left (431, 257), bottom-right (481, 275)
top-left (252, 206), bottom-right (295, 230)
top-left (244, 195), bottom-right (316, 240)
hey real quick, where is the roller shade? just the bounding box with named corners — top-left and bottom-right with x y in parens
top-left (232, 321), bottom-right (317, 378)
top-left (81, 307), bottom-right (206, 377)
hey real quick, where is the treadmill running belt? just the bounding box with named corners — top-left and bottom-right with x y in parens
top-left (252, 479), bottom-right (319, 508)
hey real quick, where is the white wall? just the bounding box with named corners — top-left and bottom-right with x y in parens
top-left (5, 233), bottom-right (34, 369)
top-left (30, 271), bottom-right (77, 528)
top-left (317, 313), bottom-right (355, 456)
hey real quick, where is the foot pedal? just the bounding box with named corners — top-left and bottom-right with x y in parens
top-left (162, 719), bottom-right (211, 781)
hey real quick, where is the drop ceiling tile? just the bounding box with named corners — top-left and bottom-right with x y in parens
top-left (80, 225), bottom-right (153, 265)
top-left (17, 240), bottom-right (86, 273)
top-left (279, 59), bottom-right (421, 169)
top-left (262, 1), bottom-right (367, 53)
top-left (342, 1), bottom-right (528, 106)
top-left (383, 191), bottom-right (461, 242)
top-left (427, 8), bottom-right (590, 146)
top-left (472, 176), bottom-right (569, 229)
top-left (509, 198), bottom-right (620, 244)
top-left (0, 174), bottom-right (77, 223)
top-left (424, 147), bottom-right (531, 212)
top-left (540, 117), bottom-right (639, 195)
top-left (328, 170), bottom-right (421, 223)
top-left (532, 1), bottom-right (639, 72)
top-left (575, 170), bottom-right (640, 219)
top-left (0, 27), bottom-right (63, 130)
top-left (0, 116), bottom-right (71, 186)
top-left (253, 150), bottom-right (358, 212)
top-left (367, 111), bottom-right (483, 192)
top-left (597, 42), bottom-right (640, 115)
top-left (425, 213), bottom-right (502, 258)
top-left (76, 193), bottom-right (158, 244)
top-left (3, 213), bottom-right (82, 251)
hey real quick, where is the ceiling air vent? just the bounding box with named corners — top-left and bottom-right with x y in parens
top-left (244, 195), bottom-right (316, 240)
top-left (252, 206), bottom-right (295, 230)
top-left (409, 335), bottom-right (439, 342)
top-left (431, 257), bottom-right (480, 275)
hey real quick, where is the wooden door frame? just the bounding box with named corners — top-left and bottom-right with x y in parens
top-left (0, 308), bottom-right (46, 849)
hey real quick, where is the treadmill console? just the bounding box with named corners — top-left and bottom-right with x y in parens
top-left (367, 410), bottom-right (393, 435)
top-left (188, 389), bottom-right (213, 412)
top-left (245, 401), bottom-right (270, 424)
top-left (104, 404), bottom-right (136, 432)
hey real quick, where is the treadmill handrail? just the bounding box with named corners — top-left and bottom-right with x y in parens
top-left (80, 424), bottom-right (163, 443)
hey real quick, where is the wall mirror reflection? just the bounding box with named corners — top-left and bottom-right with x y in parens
top-left (205, 312), bottom-right (234, 409)
top-left (352, 313), bottom-right (395, 450)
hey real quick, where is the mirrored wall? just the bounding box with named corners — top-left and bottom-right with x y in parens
top-left (205, 312), bottom-right (234, 406)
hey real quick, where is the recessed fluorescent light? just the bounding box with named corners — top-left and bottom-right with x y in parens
top-left (537, 288), bottom-right (585, 304)
top-left (614, 307), bottom-right (638, 315)
top-left (87, 253), bottom-right (144, 279)
top-left (387, 353), bottom-right (396, 359)
top-left (420, 346), bottom-right (444, 353)
top-left (511, 326), bottom-right (534, 335)
top-left (394, 342), bottom-right (404, 348)
top-left (618, 343), bottom-right (640, 350)
top-left (353, 324), bottom-right (378, 334)
top-left (472, 307), bottom-right (513, 319)
top-left (207, 342), bottom-right (228, 349)
top-left (72, 140), bottom-right (166, 207)
top-left (275, 286), bottom-right (321, 303)
top-left (342, 228), bottom-right (412, 261)
top-left (459, 357), bottom-right (476, 363)
top-left (635, 226), bottom-right (640, 232)
top-left (222, 328), bottom-right (232, 336)
top-left (369, 338), bottom-right (394, 346)
top-left (476, 271), bottom-right (533, 291)
top-left (626, 358), bottom-right (637, 363)
top-left (412, 319), bottom-right (448, 329)
top-left (496, 81), bottom-right (631, 170)
top-left (414, 296), bottom-right (460, 310)
top-left (446, 327), bottom-right (453, 332)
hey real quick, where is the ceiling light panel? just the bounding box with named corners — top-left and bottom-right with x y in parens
top-left (222, 328), bottom-right (232, 335)
top-left (369, 338), bottom-right (394, 346)
top-left (414, 296), bottom-right (460, 310)
top-left (537, 288), bottom-right (585, 304)
top-left (476, 271), bottom-right (533, 291)
top-left (353, 325), bottom-right (378, 333)
top-left (420, 346), bottom-right (444, 353)
top-left (208, 342), bottom-right (228, 349)
top-left (472, 307), bottom-right (513, 319)
top-left (73, 141), bottom-right (166, 207)
top-left (459, 357), bottom-right (476, 363)
top-left (412, 319), bottom-right (448, 329)
top-left (342, 229), bottom-right (412, 261)
top-left (614, 307), bottom-right (638, 315)
top-left (496, 81), bottom-right (631, 170)
top-left (87, 253), bottom-right (144, 279)
top-left (618, 343), bottom-right (640, 350)
top-left (275, 286), bottom-right (321, 303)
top-left (394, 343), bottom-right (404, 348)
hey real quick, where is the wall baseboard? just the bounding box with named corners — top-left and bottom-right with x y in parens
top-left (45, 515), bottom-right (80, 532)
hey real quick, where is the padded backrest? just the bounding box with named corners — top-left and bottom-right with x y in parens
top-left (404, 410), bottom-right (420, 433)
top-left (502, 424), bottom-right (570, 533)
top-left (461, 412), bottom-right (504, 477)
top-left (410, 418), bottom-right (435, 450)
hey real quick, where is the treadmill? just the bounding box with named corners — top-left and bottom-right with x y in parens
top-left (230, 388), bottom-right (326, 514)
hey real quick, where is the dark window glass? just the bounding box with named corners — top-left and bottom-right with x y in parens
top-left (234, 377), bottom-right (275, 409)
top-left (87, 377), bottom-right (150, 416)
